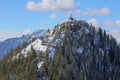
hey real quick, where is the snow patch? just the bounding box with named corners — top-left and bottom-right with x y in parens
top-left (14, 39), bottom-right (48, 58)
top-left (37, 61), bottom-right (44, 68)
top-left (77, 47), bottom-right (83, 53)
top-left (85, 28), bottom-right (89, 34)
top-left (32, 39), bottom-right (47, 52)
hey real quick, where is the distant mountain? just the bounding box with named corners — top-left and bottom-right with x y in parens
top-left (0, 29), bottom-right (33, 42)
top-left (0, 30), bottom-right (45, 58)
top-left (0, 19), bottom-right (120, 80)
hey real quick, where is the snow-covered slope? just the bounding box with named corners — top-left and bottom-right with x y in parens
top-left (12, 23), bottom-right (67, 70)
top-left (13, 27), bottom-right (63, 58)
top-left (0, 30), bottom-right (45, 58)
top-left (14, 39), bottom-right (48, 58)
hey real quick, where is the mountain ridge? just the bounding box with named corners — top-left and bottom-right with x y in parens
top-left (0, 29), bottom-right (45, 58)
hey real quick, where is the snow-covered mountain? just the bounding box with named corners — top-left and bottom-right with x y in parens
top-left (1, 23), bottom-right (120, 59)
top-left (13, 24), bottom-right (65, 62)
top-left (0, 29), bottom-right (45, 58)
top-left (0, 19), bottom-right (120, 79)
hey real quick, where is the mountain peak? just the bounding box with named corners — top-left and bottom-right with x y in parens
top-left (67, 14), bottom-right (75, 21)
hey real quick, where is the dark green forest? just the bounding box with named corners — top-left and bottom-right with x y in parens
top-left (0, 20), bottom-right (120, 80)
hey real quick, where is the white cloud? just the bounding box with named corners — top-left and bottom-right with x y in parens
top-left (88, 19), bottom-right (120, 27)
top-left (41, 22), bottom-right (47, 26)
top-left (0, 29), bottom-right (33, 42)
top-left (26, 0), bottom-right (79, 12)
top-left (76, 8), bottom-right (110, 16)
top-left (50, 13), bottom-right (58, 19)
top-left (104, 20), bottom-right (120, 27)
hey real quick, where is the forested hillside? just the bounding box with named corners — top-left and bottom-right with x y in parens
top-left (0, 20), bottom-right (120, 80)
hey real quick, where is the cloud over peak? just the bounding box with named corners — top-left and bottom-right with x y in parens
top-left (76, 8), bottom-right (110, 16)
top-left (88, 19), bottom-right (120, 27)
top-left (26, 0), bottom-right (79, 12)
top-left (104, 20), bottom-right (120, 27)
top-left (50, 13), bottom-right (58, 19)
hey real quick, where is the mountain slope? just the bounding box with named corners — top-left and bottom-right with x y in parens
top-left (0, 20), bottom-right (120, 80)
top-left (46, 20), bottom-right (120, 80)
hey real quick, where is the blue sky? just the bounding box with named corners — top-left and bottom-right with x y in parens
top-left (0, 0), bottom-right (120, 41)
